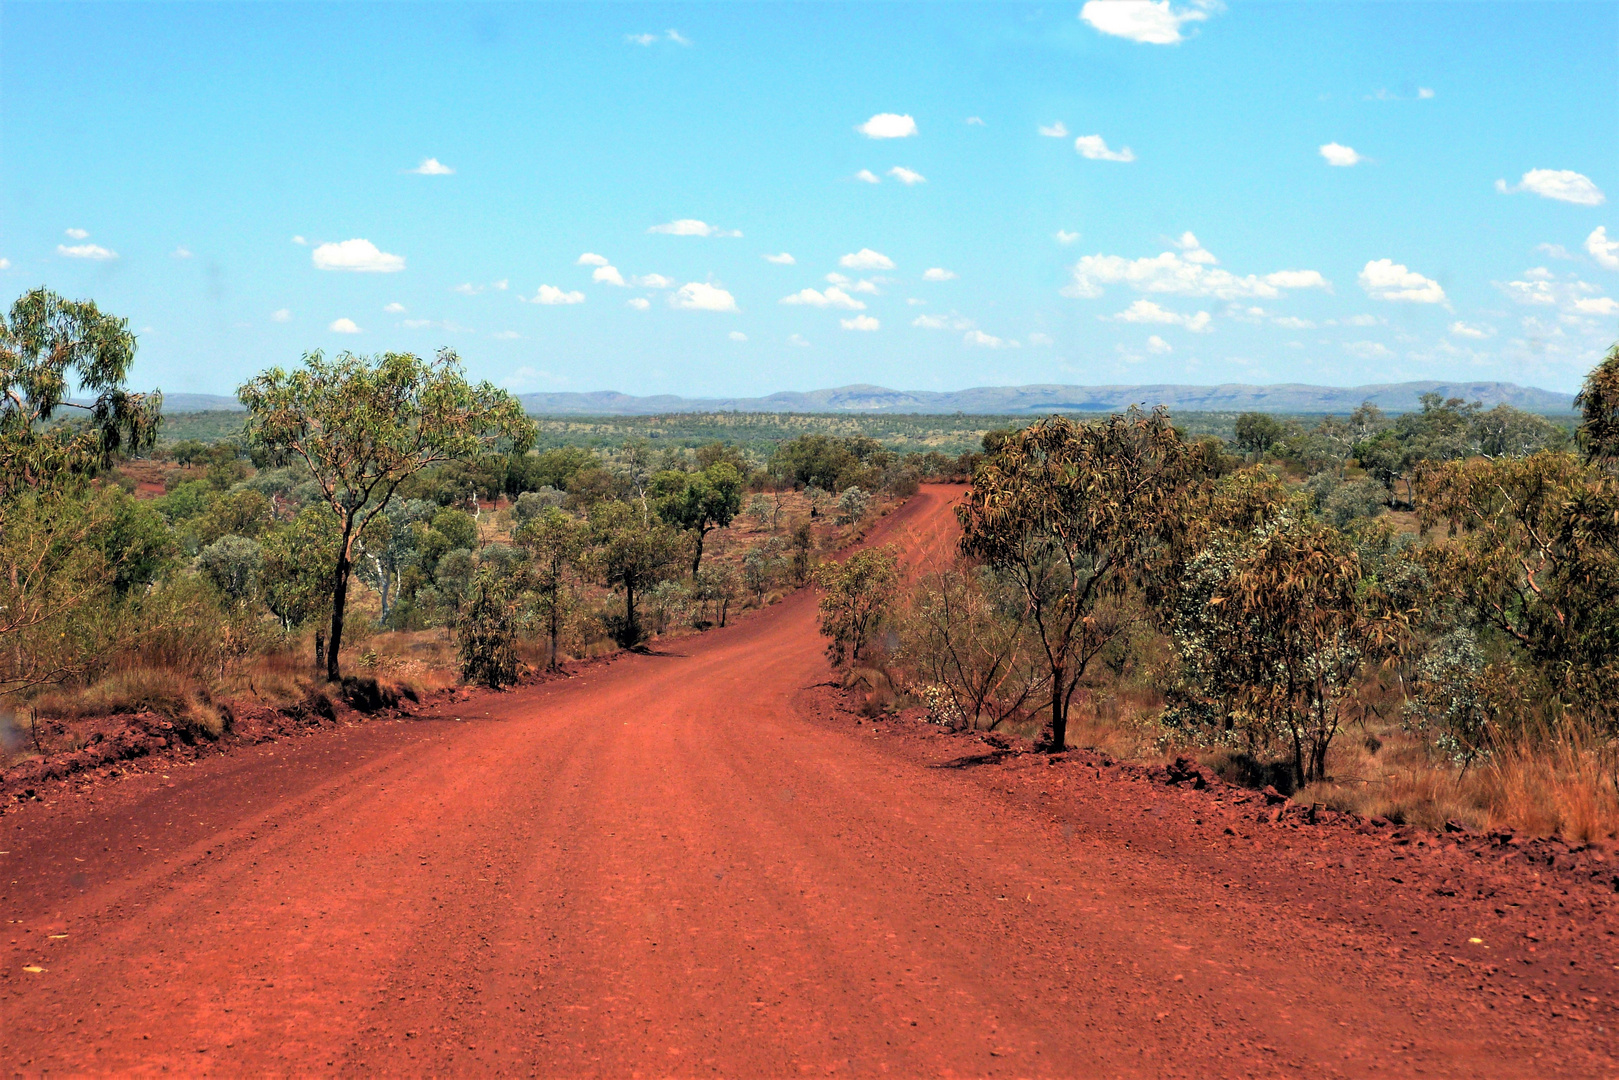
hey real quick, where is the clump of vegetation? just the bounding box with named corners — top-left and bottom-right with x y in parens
top-left (815, 546), bottom-right (900, 665)
top-left (865, 343), bottom-right (1619, 840)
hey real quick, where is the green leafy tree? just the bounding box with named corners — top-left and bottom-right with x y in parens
top-left (1233, 412), bottom-right (1287, 458)
top-left (0, 288), bottom-right (160, 507)
top-left (1575, 341), bottom-right (1619, 467)
top-left (239, 348), bottom-right (534, 680)
top-left (0, 289), bottom-right (159, 694)
top-left (835, 485), bottom-right (870, 525)
top-left (653, 461), bottom-right (744, 576)
top-left (514, 506), bottom-right (589, 669)
top-left (587, 499), bottom-right (687, 648)
top-left (456, 568), bottom-right (521, 688)
top-left (197, 534), bottom-right (264, 603)
top-left (260, 505), bottom-right (342, 662)
top-left (1171, 513), bottom-right (1394, 786)
top-left (959, 409), bottom-right (1203, 751)
top-left (814, 545), bottom-right (900, 665)
top-left (1416, 450), bottom-right (1619, 722)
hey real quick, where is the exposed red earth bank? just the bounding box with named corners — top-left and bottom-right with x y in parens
top-left (3, 486), bottom-right (1617, 1077)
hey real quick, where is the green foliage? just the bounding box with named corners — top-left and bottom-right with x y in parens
top-left (196, 534), bottom-right (264, 602)
top-left (1576, 341), bottom-right (1619, 466)
top-left (1234, 412), bottom-right (1287, 456)
top-left (652, 460), bottom-right (744, 574)
top-left (514, 506), bottom-right (589, 668)
top-left (1416, 450), bottom-right (1619, 724)
top-left (456, 568), bottom-right (521, 688)
top-left (1168, 512), bottom-right (1396, 786)
top-left (95, 488), bottom-right (178, 594)
top-left (260, 505), bottom-right (340, 635)
top-left (959, 409), bottom-right (1207, 750)
top-left (587, 499), bottom-right (687, 648)
top-left (814, 545), bottom-right (900, 665)
top-left (0, 288), bottom-right (160, 505)
top-left (239, 347), bottom-right (534, 679)
top-left (835, 485), bottom-right (870, 525)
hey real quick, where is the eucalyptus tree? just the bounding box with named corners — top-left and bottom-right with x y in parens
top-left (0, 289), bottom-right (160, 694)
top-left (514, 506), bottom-right (589, 669)
top-left (652, 460), bottom-right (744, 576)
top-left (239, 348), bottom-right (534, 680)
top-left (958, 409), bottom-right (1203, 752)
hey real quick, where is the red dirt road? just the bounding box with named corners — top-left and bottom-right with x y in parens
top-left (3, 486), bottom-right (1617, 1077)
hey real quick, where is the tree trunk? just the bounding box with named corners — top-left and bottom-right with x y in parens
top-left (547, 586), bottom-right (560, 670)
top-left (623, 578), bottom-right (638, 649)
top-left (325, 539), bottom-right (353, 683)
top-left (1049, 666), bottom-right (1067, 752)
top-left (691, 528), bottom-right (706, 577)
top-left (314, 627), bottom-right (325, 669)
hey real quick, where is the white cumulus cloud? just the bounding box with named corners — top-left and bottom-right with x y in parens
top-left (1537, 243), bottom-right (1573, 260)
top-left (628, 297), bottom-right (651, 310)
top-left (763, 252), bottom-right (796, 265)
top-left (1056, 230), bottom-right (1081, 245)
top-left (922, 267), bottom-right (957, 281)
top-left (788, 333), bottom-right (811, 347)
top-left (826, 273), bottom-right (880, 294)
top-left (1146, 335), bottom-right (1173, 354)
top-left (409, 158), bottom-right (454, 175)
top-left (912, 313), bottom-right (974, 331)
top-left (1450, 321), bottom-right (1493, 339)
top-left (576, 252), bottom-right (610, 266)
top-left (58, 243), bottom-right (118, 260)
top-left (781, 287), bottom-right (865, 310)
top-left (1586, 227), bottom-right (1619, 270)
top-left (964, 329), bottom-right (1018, 348)
top-left (842, 315), bottom-right (881, 331)
top-left (1359, 259), bottom-right (1446, 303)
top-left (1320, 142), bottom-right (1364, 167)
top-left (452, 282), bottom-right (483, 295)
top-left (1496, 170), bottom-right (1606, 207)
top-left (1075, 135), bottom-right (1135, 162)
top-left (291, 235), bottom-right (308, 245)
top-left (1080, 0), bottom-right (1215, 45)
top-left (312, 238), bottom-right (405, 273)
top-left (648, 219), bottom-right (742, 237)
top-left (384, 302), bottom-right (406, 313)
top-left (528, 285), bottom-right (586, 305)
top-left (1574, 296), bottom-right (1619, 316)
top-left (170, 246), bottom-right (192, 259)
top-left (888, 166), bottom-right (926, 185)
top-left (729, 331), bottom-right (747, 342)
top-left (840, 248), bottom-right (895, 271)
top-left (593, 265), bottom-right (627, 286)
top-left (857, 113), bottom-right (918, 139)
top-left (329, 318), bottom-right (362, 334)
top-left (272, 309), bottom-right (292, 323)
top-left (1109, 299), bottom-right (1212, 331)
top-left (670, 282), bottom-right (739, 312)
top-left (855, 169), bottom-right (882, 184)
top-left (1272, 316), bottom-right (1316, 330)
top-left (1039, 122), bottom-right (1069, 138)
top-left (65, 228), bottom-right (89, 240)
top-left (632, 273), bottom-right (675, 288)
top-left (1172, 231), bottom-right (1218, 264)
top-left (1065, 242), bottom-right (1329, 301)
top-left (1028, 332), bottom-right (1054, 346)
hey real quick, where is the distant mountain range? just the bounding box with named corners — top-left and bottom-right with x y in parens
top-left (511, 381), bottom-right (1576, 416)
top-left (155, 381), bottom-right (1577, 417)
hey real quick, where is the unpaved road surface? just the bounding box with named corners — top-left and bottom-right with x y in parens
top-left (3, 486), bottom-right (1617, 1077)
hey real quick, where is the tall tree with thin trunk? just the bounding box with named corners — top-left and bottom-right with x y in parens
top-left (957, 409), bottom-right (1201, 751)
top-left (239, 349), bottom-right (533, 681)
top-left (515, 506), bottom-right (589, 669)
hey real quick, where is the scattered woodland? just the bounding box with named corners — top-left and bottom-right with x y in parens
top-left (3, 285), bottom-right (1616, 842)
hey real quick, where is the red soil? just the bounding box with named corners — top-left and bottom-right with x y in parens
top-left (2, 486), bottom-right (1616, 1076)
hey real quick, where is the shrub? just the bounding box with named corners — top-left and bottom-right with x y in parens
top-left (455, 568), bottom-right (521, 688)
top-left (815, 546), bottom-right (900, 665)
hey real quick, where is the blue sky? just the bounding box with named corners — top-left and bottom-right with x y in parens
top-left (3, 1), bottom-right (1616, 398)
